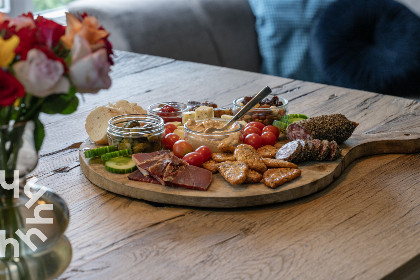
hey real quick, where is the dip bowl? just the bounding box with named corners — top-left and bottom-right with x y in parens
top-left (147, 101), bottom-right (187, 123)
top-left (184, 118), bottom-right (243, 153)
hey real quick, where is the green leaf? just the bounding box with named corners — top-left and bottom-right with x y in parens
top-left (41, 89), bottom-right (79, 115)
top-left (34, 118), bottom-right (45, 151)
top-left (61, 95), bottom-right (79, 114)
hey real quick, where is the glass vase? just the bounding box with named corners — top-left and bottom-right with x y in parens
top-left (0, 121), bottom-right (72, 280)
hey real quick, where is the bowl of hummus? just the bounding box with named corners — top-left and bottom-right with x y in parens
top-left (184, 118), bottom-right (243, 152)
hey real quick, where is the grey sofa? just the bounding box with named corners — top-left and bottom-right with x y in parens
top-left (68, 0), bottom-right (261, 72)
top-left (69, 0), bottom-right (420, 99)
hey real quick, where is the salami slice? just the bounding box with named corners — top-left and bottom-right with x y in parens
top-left (275, 140), bottom-right (303, 162)
top-left (286, 114), bottom-right (358, 144)
top-left (293, 140), bottom-right (305, 162)
top-left (311, 139), bottom-right (323, 158)
top-left (276, 139), bottom-right (342, 163)
top-left (317, 140), bottom-right (331, 161)
top-left (297, 140), bottom-right (314, 162)
top-left (328, 140), bottom-right (341, 160)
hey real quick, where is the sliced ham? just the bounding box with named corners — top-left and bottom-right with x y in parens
top-left (170, 165), bottom-right (212, 191)
top-left (132, 150), bottom-right (170, 184)
top-left (129, 151), bottom-right (212, 191)
top-left (132, 150), bottom-right (170, 170)
top-left (148, 153), bottom-right (187, 181)
top-left (147, 153), bottom-right (187, 185)
top-left (128, 170), bottom-right (161, 184)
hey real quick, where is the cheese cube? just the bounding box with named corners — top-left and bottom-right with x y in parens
top-left (182, 111), bottom-right (196, 124)
top-left (167, 121), bottom-right (182, 127)
top-left (195, 106), bottom-right (214, 120)
top-left (173, 128), bottom-right (184, 139)
top-left (221, 115), bottom-right (233, 120)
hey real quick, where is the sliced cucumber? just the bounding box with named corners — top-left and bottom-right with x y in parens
top-left (288, 117), bottom-right (306, 123)
top-left (272, 120), bottom-right (288, 130)
top-left (101, 149), bottom-right (132, 161)
top-left (285, 114), bottom-right (308, 119)
top-left (105, 156), bottom-right (136, 174)
top-left (274, 114), bottom-right (308, 132)
top-left (84, 145), bottom-right (116, 158)
top-left (280, 114), bottom-right (308, 123)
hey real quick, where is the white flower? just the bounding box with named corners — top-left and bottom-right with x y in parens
top-left (69, 35), bottom-right (111, 93)
top-left (13, 49), bottom-right (70, 98)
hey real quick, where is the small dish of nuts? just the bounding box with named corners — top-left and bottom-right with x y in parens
top-left (232, 95), bottom-right (288, 125)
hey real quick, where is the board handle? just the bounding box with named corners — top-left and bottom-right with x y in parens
top-left (342, 131), bottom-right (420, 164)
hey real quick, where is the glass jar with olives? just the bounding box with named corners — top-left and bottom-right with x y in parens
top-left (107, 114), bottom-right (165, 153)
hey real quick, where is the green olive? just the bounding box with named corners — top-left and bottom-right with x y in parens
top-left (118, 142), bottom-right (131, 150)
top-left (147, 134), bottom-right (158, 143)
top-left (133, 142), bottom-right (152, 153)
top-left (123, 120), bottom-right (141, 128)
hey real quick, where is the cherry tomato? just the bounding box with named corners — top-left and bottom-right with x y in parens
top-left (173, 140), bottom-right (194, 158)
top-left (163, 133), bottom-right (180, 150)
top-left (164, 123), bottom-right (177, 134)
top-left (164, 127), bottom-right (171, 135)
top-left (243, 126), bottom-right (262, 137)
top-left (195, 146), bottom-right (212, 162)
top-left (182, 152), bottom-right (205, 167)
top-left (245, 121), bottom-right (265, 131)
top-left (244, 133), bottom-right (263, 149)
top-left (261, 131), bottom-right (277, 146)
top-left (240, 133), bottom-right (245, 143)
top-left (262, 125), bottom-right (280, 138)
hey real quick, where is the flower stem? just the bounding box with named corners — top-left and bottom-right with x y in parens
top-left (23, 97), bottom-right (44, 121)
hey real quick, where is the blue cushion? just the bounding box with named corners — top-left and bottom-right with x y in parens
top-left (310, 0), bottom-right (420, 95)
top-left (248, 0), bottom-right (334, 82)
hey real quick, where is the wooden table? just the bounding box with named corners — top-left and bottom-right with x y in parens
top-left (35, 51), bottom-right (420, 280)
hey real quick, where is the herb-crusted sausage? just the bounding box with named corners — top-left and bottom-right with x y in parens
top-left (286, 114), bottom-right (358, 144)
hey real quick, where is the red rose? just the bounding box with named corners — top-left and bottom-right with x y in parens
top-left (14, 16), bottom-right (65, 60)
top-left (100, 38), bottom-right (114, 65)
top-left (14, 27), bottom-right (37, 59)
top-left (35, 16), bottom-right (65, 48)
top-left (0, 69), bottom-right (25, 107)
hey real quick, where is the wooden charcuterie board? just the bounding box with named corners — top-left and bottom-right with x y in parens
top-left (79, 132), bottom-right (420, 208)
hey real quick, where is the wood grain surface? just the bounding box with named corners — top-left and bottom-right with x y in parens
top-left (30, 51), bottom-right (420, 280)
top-left (79, 132), bottom-right (420, 208)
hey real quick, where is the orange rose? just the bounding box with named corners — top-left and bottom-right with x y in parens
top-left (61, 13), bottom-right (109, 51)
top-left (0, 13), bottom-right (11, 24)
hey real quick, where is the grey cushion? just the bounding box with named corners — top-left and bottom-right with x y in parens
top-left (68, 0), bottom-right (260, 72)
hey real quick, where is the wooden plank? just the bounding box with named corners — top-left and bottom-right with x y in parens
top-left (79, 132), bottom-right (420, 208)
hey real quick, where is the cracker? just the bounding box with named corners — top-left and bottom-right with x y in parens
top-left (109, 100), bottom-right (146, 114)
top-left (202, 159), bottom-right (219, 173)
top-left (245, 169), bottom-right (263, 183)
top-left (234, 144), bottom-right (267, 173)
top-left (217, 142), bottom-right (236, 153)
top-left (218, 161), bottom-right (248, 185)
top-left (212, 153), bottom-right (235, 162)
top-left (257, 145), bottom-right (278, 158)
top-left (274, 140), bottom-right (287, 149)
top-left (262, 168), bottom-right (301, 189)
top-left (85, 106), bottom-right (121, 145)
top-left (262, 158), bottom-right (298, 168)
